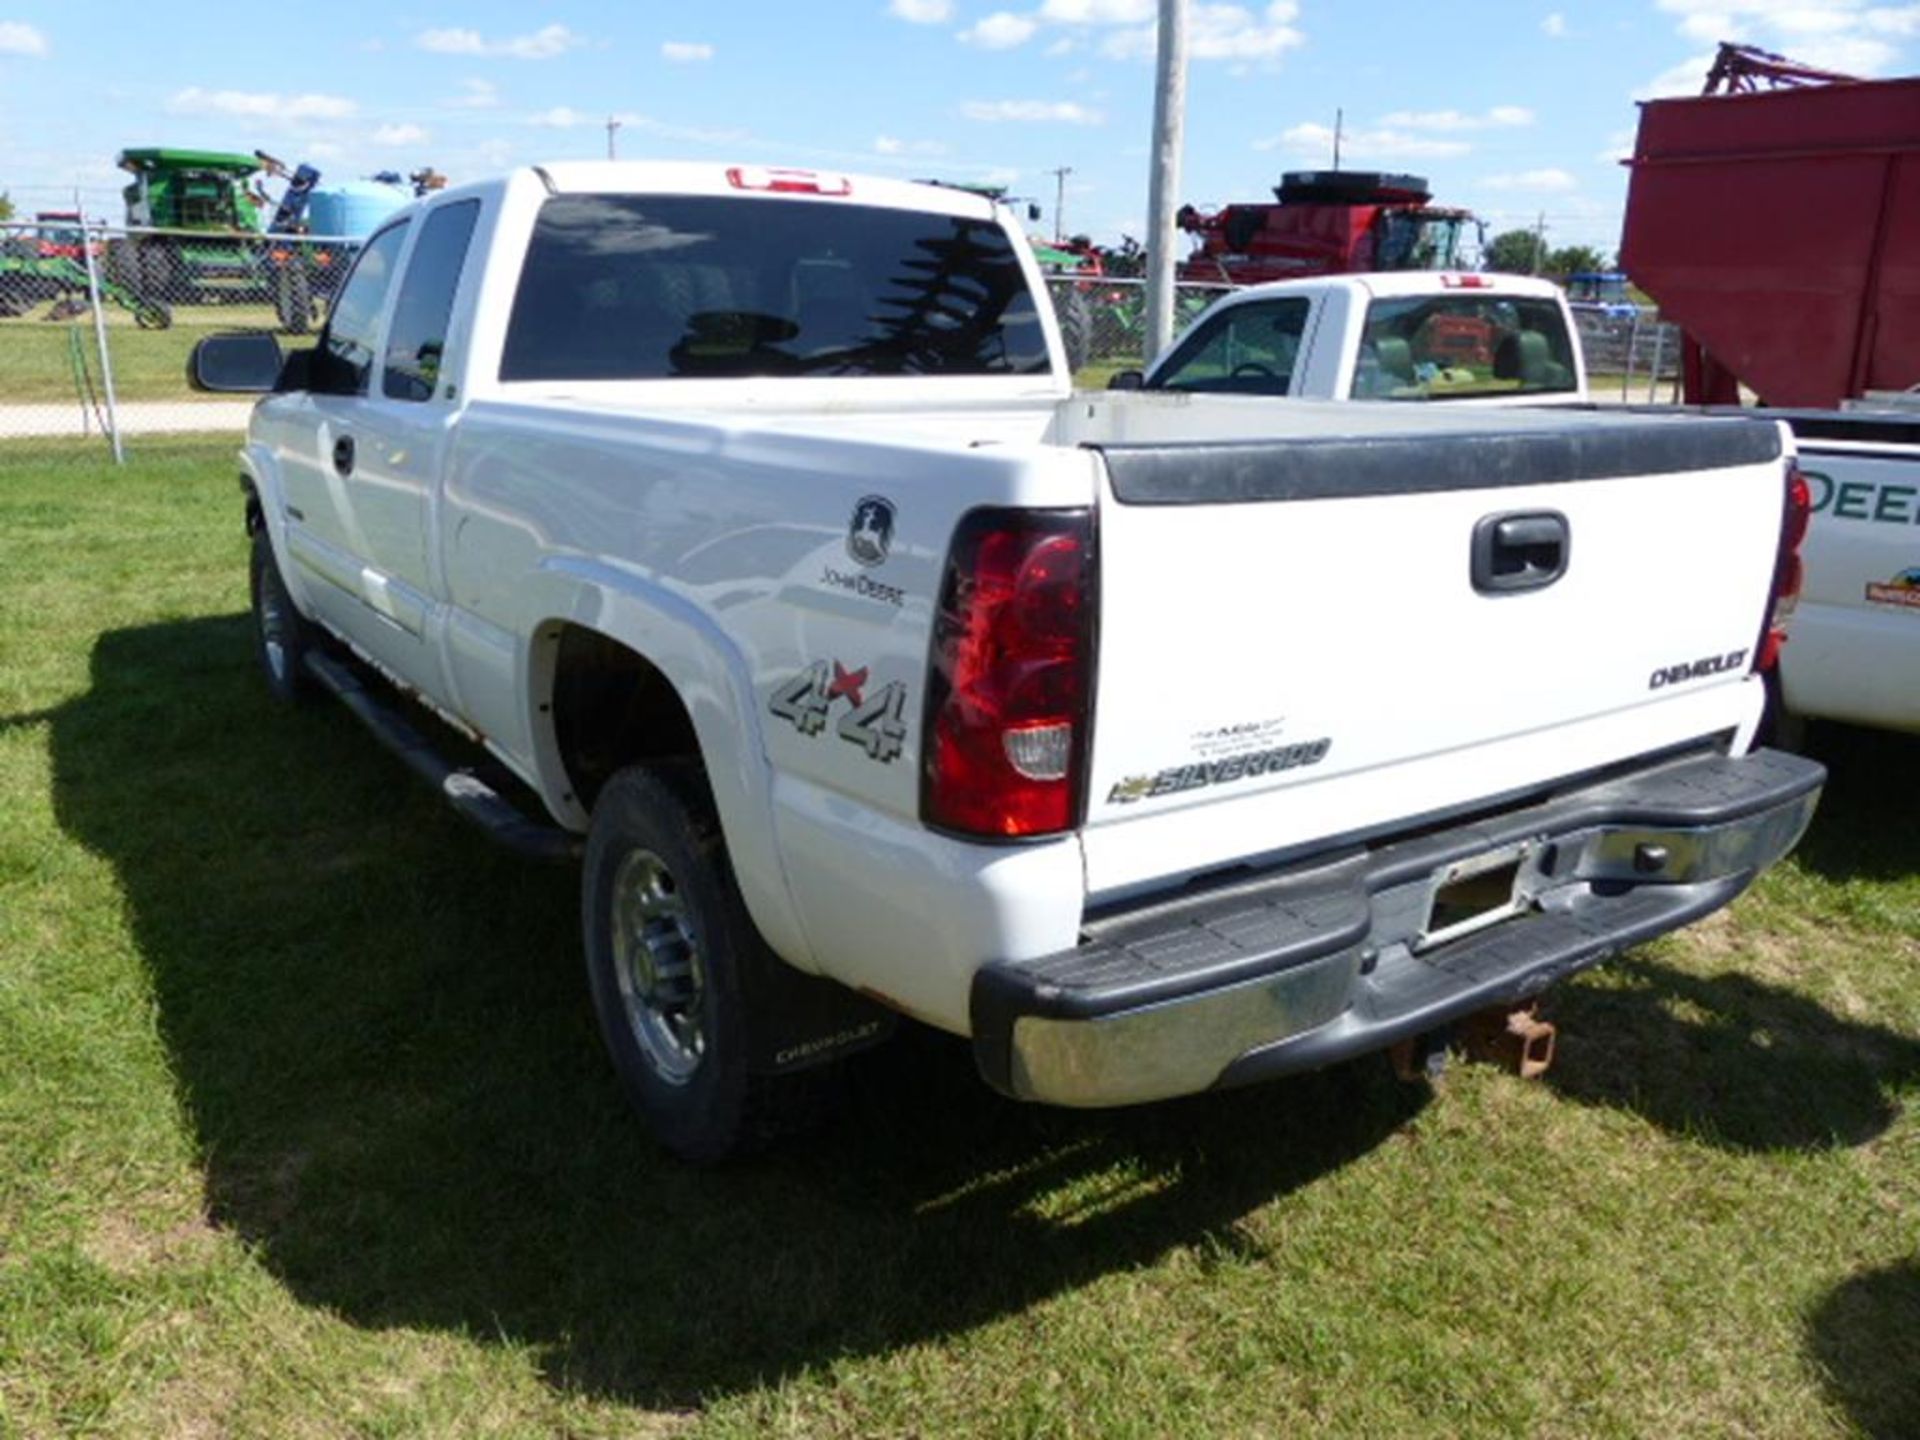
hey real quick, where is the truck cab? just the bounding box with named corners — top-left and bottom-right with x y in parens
top-left (1138, 272), bottom-right (1588, 406)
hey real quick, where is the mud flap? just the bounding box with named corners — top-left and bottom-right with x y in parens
top-left (742, 946), bottom-right (898, 1076)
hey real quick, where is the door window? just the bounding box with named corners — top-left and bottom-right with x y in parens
top-left (1148, 298), bottom-right (1310, 395)
top-left (314, 221), bottom-right (410, 396)
top-left (384, 200), bottom-right (481, 402)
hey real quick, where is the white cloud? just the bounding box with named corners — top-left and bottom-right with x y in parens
top-left (660, 40), bottom-right (713, 62)
top-left (961, 98), bottom-right (1105, 123)
top-left (1040, 0), bottom-right (1153, 19)
top-left (447, 78), bottom-right (499, 109)
top-left (873, 134), bottom-right (947, 156)
top-left (1597, 128), bottom-right (1635, 162)
top-left (0, 20), bottom-right (47, 55)
top-left (1255, 122), bottom-right (1470, 159)
top-left (1864, 5), bottom-right (1920, 34)
top-left (1375, 105), bottom-right (1535, 131)
top-left (415, 23), bottom-right (580, 60)
top-left (889, 0), bottom-right (952, 20)
top-left (962, 11), bottom-right (1039, 47)
top-left (560, 110), bottom-right (752, 146)
top-left (1646, 0), bottom-right (1917, 82)
top-left (167, 87), bottom-right (357, 121)
top-left (1782, 31), bottom-right (1896, 67)
top-left (372, 123), bottom-right (428, 146)
top-left (1542, 11), bottom-right (1568, 36)
top-left (1098, 1), bottom-right (1303, 61)
top-left (1634, 51), bottom-right (1717, 97)
top-left (1481, 167), bottom-right (1578, 191)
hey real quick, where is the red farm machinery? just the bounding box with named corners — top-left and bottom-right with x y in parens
top-left (1620, 42), bottom-right (1920, 407)
top-left (1176, 170), bottom-right (1476, 285)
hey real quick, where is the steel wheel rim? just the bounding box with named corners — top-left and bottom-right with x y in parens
top-left (610, 847), bottom-right (706, 1084)
top-left (258, 568), bottom-right (291, 683)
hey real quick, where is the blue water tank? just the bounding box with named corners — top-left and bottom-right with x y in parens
top-left (305, 180), bottom-right (411, 239)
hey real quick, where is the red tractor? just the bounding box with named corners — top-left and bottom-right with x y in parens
top-left (1176, 171), bottom-right (1476, 286)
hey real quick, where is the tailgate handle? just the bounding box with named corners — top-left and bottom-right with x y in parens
top-left (1472, 510), bottom-right (1568, 594)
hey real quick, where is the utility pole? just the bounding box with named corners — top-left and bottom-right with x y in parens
top-left (606, 116), bottom-right (623, 161)
top-left (1531, 210), bottom-right (1547, 274)
top-left (1332, 107), bottom-right (1343, 169)
top-left (1049, 165), bottom-right (1074, 242)
top-left (1143, 0), bottom-right (1188, 365)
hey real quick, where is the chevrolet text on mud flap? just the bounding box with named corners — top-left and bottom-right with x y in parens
top-left (193, 160), bottom-right (1824, 1162)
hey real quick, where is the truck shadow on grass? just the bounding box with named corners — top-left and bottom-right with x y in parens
top-left (50, 615), bottom-right (1429, 1407)
top-left (1542, 723), bottom-right (1920, 1153)
top-left (1805, 1260), bottom-right (1920, 1440)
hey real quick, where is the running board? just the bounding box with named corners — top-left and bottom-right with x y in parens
top-left (303, 650), bottom-right (581, 863)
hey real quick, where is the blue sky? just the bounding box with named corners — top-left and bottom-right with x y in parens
top-left (3, 0), bottom-right (1918, 255)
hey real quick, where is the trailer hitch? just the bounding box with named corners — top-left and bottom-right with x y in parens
top-left (1460, 1002), bottom-right (1557, 1079)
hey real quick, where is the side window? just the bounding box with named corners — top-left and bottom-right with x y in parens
top-left (314, 221), bottom-right (410, 397)
top-left (1153, 299), bottom-right (1310, 394)
top-left (383, 200), bottom-right (481, 402)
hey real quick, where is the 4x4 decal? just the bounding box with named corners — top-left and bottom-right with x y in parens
top-left (770, 660), bottom-right (908, 763)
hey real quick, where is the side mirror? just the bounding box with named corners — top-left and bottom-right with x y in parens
top-left (1107, 369), bottom-right (1145, 391)
top-left (277, 347), bottom-right (313, 393)
top-left (1027, 202), bottom-right (1043, 223)
top-left (188, 332), bottom-right (285, 394)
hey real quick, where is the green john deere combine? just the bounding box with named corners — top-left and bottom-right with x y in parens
top-left (116, 147), bottom-right (319, 331)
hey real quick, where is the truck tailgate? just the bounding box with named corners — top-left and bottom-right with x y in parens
top-left (1080, 412), bottom-right (1787, 898)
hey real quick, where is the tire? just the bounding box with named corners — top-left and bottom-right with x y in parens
top-left (249, 527), bottom-right (315, 705)
top-left (1056, 286), bottom-right (1093, 377)
top-left (582, 765), bottom-right (791, 1163)
top-left (275, 263), bottom-right (312, 335)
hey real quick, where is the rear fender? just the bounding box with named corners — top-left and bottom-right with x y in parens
top-left (521, 557), bottom-right (818, 973)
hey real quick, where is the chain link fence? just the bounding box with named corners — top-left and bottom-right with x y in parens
top-left (1046, 275), bottom-right (1234, 384)
top-left (3, 231), bottom-right (1692, 450)
top-left (0, 219), bottom-right (363, 446)
top-left (1571, 309), bottom-right (1685, 403)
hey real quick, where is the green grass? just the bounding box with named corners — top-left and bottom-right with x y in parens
top-left (2, 437), bottom-right (1917, 1437)
top-left (0, 306), bottom-right (291, 405)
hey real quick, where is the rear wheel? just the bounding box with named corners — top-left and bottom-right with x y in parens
top-left (250, 527), bottom-right (315, 705)
top-left (582, 765), bottom-right (793, 1163)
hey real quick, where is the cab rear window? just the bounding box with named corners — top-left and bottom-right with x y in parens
top-left (500, 194), bottom-right (1051, 381)
top-left (1351, 294), bottom-right (1577, 400)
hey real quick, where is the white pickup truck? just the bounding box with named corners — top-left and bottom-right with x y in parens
top-left (191, 161), bottom-right (1823, 1161)
top-left (1116, 272), bottom-right (1587, 405)
top-left (1771, 405), bottom-right (1920, 736)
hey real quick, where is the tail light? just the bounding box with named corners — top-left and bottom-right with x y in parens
top-left (922, 508), bottom-right (1095, 839)
top-left (1754, 458), bottom-right (1812, 673)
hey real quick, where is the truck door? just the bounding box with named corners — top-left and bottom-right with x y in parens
top-left (328, 198), bottom-right (484, 689)
top-left (276, 219), bottom-right (410, 639)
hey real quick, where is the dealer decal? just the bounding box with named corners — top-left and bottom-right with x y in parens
top-left (1865, 567), bottom-right (1920, 611)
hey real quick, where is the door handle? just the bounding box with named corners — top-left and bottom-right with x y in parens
top-left (332, 435), bottom-right (355, 478)
top-left (1472, 510), bottom-right (1569, 594)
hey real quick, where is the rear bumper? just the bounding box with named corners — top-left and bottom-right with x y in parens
top-left (971, 746), bottom-right (1823, 1106)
